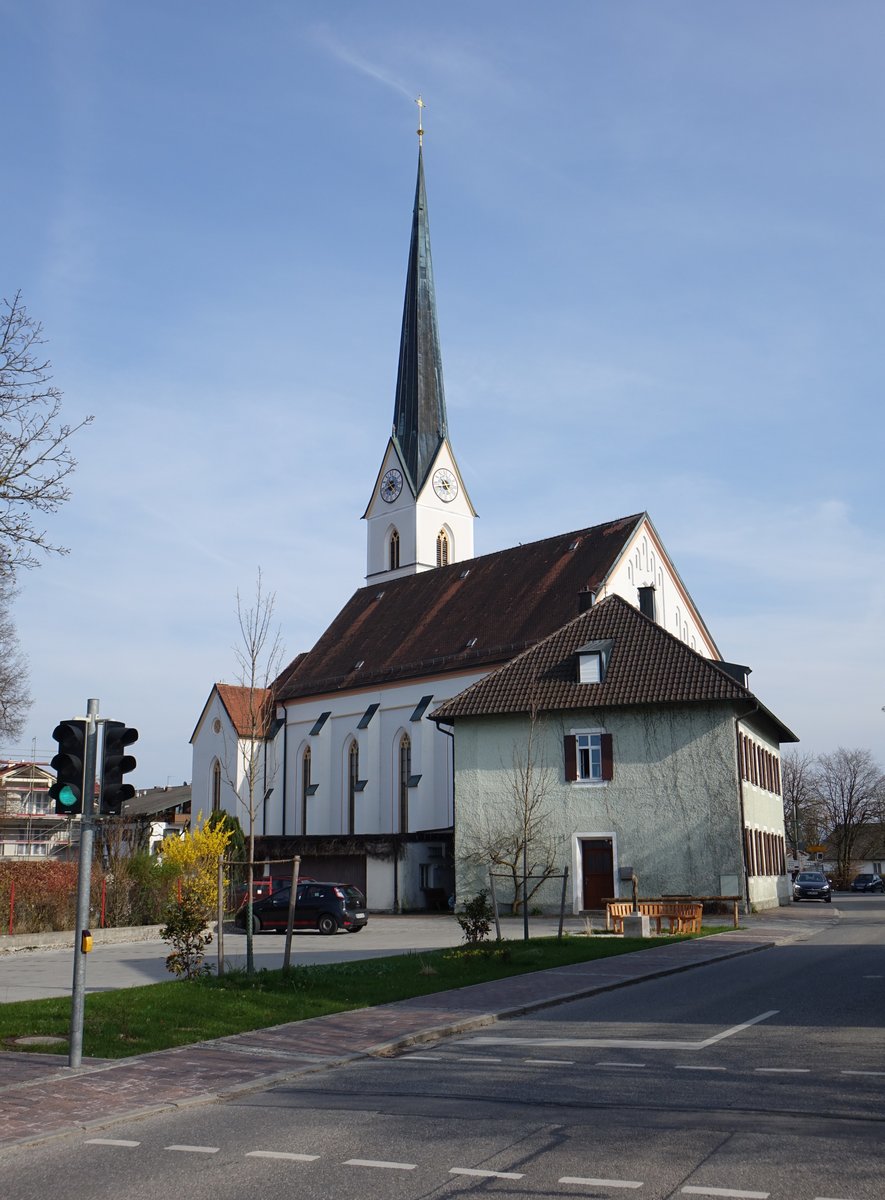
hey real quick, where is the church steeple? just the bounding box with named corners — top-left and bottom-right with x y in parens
top-left (363, 108), bottom-right (475, 585)
top-left (391, 145), bottom-right (447, 495)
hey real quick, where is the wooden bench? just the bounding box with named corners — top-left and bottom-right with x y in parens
top-left (662, 895), bottom-right (742, 929)
top-left (605, 899), bottom-right (703, 935)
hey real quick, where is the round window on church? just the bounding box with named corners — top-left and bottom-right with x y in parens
top-left (213, 718), bottom-right (222, 734)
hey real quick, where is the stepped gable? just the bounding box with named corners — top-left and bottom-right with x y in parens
top-left (432, 593), bottom-right (797, 741)
top-left (277, 514), bottom-right (644, 699)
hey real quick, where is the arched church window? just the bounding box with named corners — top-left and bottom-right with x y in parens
top-left (399, 733), bottom-right (411, 833)
top-left (348, 740), bottom-right (359, 835)
top-left (211, 760), bottom-right (221, 812)
top-left (389, 529), bottom-right (400, 571)
top-left (301, 746), bottom-right (312, 835)
top-left (436, 530), bottom-right (449, 567)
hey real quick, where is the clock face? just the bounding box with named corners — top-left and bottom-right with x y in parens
top-left (380, 468), bottom-right (403, 503)
top-left (432, 468), bottom-right (458, 502)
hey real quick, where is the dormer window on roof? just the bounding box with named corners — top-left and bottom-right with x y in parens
top-left (576, 639), bottom-right (613, 684)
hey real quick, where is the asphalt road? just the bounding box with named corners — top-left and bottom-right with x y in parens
top-left (2, 894), bottom-right (883, 1199)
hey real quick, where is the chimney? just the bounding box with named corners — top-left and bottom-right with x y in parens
top-left (578, 589), bottom-right (596, 613)
top-left (638, 585), bottom-right (656, 622)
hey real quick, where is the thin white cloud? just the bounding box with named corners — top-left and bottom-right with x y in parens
top-left (310, 25), bottom-right (414, 101)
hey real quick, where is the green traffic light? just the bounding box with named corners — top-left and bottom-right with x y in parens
top-left (57, 784), bottom-right (79, 809)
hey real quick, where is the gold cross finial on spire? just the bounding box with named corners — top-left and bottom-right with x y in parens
top-left (416, 94), bottom-right (425, 147)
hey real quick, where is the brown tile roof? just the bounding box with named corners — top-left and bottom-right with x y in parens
top-left (277, 514), bottom-right (645, 700)
top-left (431, 594), bottom-right (798, 742)
top-left (215, 684), bottom-right (273, 738)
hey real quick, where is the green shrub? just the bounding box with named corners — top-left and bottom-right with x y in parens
top-left (456, 890), bottom-right (494, 944)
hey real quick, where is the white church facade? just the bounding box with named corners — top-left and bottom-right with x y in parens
top-left (191, 137), bottom-right (794, 913)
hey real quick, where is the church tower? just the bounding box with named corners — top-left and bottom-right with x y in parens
top-left (364, 109), bottom-right (475, 583)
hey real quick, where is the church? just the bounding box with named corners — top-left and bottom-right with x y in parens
top-left (191, 131), bottom-right (794, 914)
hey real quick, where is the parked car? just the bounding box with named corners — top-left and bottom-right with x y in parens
top-left (792, 872), bottom-right (832, 903)
top-left (235, 881), bottom-right (368, 935)
top-left (849, 873), bottom-right (885, 894)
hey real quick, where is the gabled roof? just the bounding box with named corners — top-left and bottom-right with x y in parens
top-left (215, 684), bottom-right (273, 738)
top-left (431, 593), bottom-right (798, 743)
top-left (190, 655), bottom-right (306, 745)
top-left (391, 146), bottom-right (447, 495)
top-left (278, 514), bottom-right (645, 700)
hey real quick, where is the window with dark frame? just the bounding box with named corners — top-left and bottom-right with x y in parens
top-left (211, 760), bottom-right (221, 812)
top-left (389, 529), bottom-right (400, 571)
top-left (436, 530), bottom-right (449, 567)
top-left (399, 733), bottom-right (411, 833)
top-left (348, 740), bottom-right (359, 835)
top-left (301, 746), bottom-right (311, 834)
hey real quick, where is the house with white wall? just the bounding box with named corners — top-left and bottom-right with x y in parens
top-left (433, 595), bottom-right (796, 913)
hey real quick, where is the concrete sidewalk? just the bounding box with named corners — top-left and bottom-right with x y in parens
top-left (0, 909), bottom-right (834, 1155)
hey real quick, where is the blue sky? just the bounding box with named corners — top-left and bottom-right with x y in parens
top-left (3, 1), bottom-right (884, 786)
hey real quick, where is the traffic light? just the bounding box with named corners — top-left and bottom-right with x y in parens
top-left (50, 720), bottom-right (87, 816)
top-left (99, 721), bottom-right (138, 815)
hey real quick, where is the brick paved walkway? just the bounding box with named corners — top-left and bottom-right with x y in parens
top-left (0, 911), bottom-right (832, 1154)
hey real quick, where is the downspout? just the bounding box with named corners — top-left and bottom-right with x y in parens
top-left (734, 702), bottom-right (760, 913)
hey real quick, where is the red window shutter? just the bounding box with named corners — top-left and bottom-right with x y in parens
top-left (600, 733), bottom-right (614, 780)
top-left (564, 735), bottom-right (577, 782)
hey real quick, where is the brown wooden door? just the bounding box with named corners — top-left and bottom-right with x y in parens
top-left (581, 838), bottom-right (614, 909)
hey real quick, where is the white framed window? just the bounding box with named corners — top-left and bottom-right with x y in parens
top-left (577, 733), bottom-right (603, 781)
top-left (564, 730), bottom-right (613, 783)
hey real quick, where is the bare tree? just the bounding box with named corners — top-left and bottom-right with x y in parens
top-left (223, 570), bottom-right (284, 973)
top-left (781, 749), bottom-right (819, 858)
top-left (813, 748), bottom-right (885, 882)
top-left (1, 292), bottom-right (93, 575)
top-left (458, 703), bottom-right (564, 918)
top-left (0, 575), bottom-right (30, 739)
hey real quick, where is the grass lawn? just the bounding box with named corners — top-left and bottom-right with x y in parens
top-left (0, 930), bottom-right (727, 1060)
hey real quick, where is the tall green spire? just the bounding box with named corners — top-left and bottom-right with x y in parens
top-left (391, 145), bottom-right (448, 494)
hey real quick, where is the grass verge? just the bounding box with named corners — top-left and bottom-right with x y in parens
top-left (0, 930), bottom-right (726, 1060)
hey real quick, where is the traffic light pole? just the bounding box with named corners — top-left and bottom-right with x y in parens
top-left (69, 697), bottom-right (99, 1070)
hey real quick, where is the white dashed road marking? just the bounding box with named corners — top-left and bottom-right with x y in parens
top-left (459, 1056), bottom-right (501, 1063)
top-left (676, 1065), bottom-right (727, 1071)
top-left (344, 1158), bottom-right (417, 1171)
top-left (841, 1069), bottom-right (885, 1077)
top-left (450, 1167), bottom-right (525, 1179)
top-left (598, 1061), bottom-right (646, 1068)
top-left (246, 1151), bottom-right (319, 1162)
top-left (754, 1068), bottom-right (810, 1074)
top-left (85, 1139), bottom-right (140, 1147)
top-left (559, 1176), bottom-right (643, 1188)
top-left (165, 1145), bottom-right (220, 1154)
top-left (525, 1058), bottom-right (576, 1065)
top-left (682, 1189), bottom-right (769, 1198)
